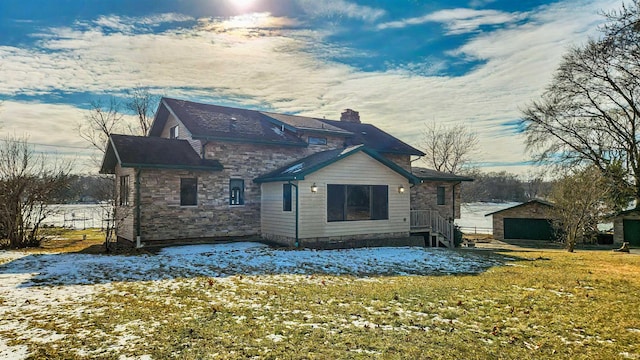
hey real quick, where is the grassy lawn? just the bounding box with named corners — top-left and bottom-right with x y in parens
top-left (1, 231), bottom-right (639, 359)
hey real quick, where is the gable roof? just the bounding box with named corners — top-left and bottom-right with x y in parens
top-left (149, 97), bottom-right (424, 155)
top-left (484, 199), bottom-right (554, 217)
top-left (412, 167), bottom-right (474, 182)
top-left (100, 134), bottom-right (223, 174)
top-left (319, 119), bottom-right (425, 156)
top-left (254, 145), bottom-right (421, 184)
top-left (150, 98), bottom-right (307, 147)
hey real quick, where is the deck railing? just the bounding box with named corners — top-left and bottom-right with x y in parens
top-left (410, 210), bottom-right (454, 248)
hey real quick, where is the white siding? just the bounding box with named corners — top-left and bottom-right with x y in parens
top-left (295, 151), bottom-right (410, 238)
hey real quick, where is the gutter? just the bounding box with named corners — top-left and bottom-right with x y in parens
top-left (452, 182), bottom-right (457, 221)
top-left (288, 181), bottom-right (299, 248)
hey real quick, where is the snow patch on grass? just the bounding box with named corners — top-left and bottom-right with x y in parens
top-left (0, 242), bottom-right (507, 359)
top-left (0, 337), bottom-right (28, 359)
top-left (265, 334), bottom-right (285, 342)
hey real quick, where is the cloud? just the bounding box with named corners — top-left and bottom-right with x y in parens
top-left (295, 0), bottom-right (385, 22)
top-left (0, 0), bottom-right (624, 175)
top-left (468, 0), bottom-right (497, 8)
top-left (0, 100), bottom-right (102, 171)
top-left (196, 12), bottom-right (299, 35)
top-left (91, 13), bottom-right (195, 33)
top-left (378, 8), bottom-right (525, 34)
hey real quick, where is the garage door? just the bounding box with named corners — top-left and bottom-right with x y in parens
top-left (504, 218), bottom-right (555, 240)
top-left (623, 219), bottom-right (640, 246)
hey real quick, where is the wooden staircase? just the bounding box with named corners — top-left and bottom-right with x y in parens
top-left (410, 210), bottom-right (455, 248)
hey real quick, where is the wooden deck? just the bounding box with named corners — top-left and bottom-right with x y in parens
top-left (410, 210), bottom-right (454, 248)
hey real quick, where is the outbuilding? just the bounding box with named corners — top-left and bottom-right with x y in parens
top-left (485, 199), bottom-right (556, 241)
top-left (613, 209), bottom-right (640, 246)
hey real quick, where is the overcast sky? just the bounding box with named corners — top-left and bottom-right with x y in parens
top-left (0, 0), bottom-right (623, 175)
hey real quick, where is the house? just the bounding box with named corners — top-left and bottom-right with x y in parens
top-left (485, 199), bottom-right (556, 241)
top-left (100, 97), bottom-right (472, 248)
top-left (613, 209), bottom-right (640, 246)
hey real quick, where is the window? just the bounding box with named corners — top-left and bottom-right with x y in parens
top-left (437, 186), bottom-right (446, 205)
top-left (327, 185), bottom-right (388, 222)
top-left (283, 184), bottom-right (292, 212)
top-left (308, 136), bottom-right (327, 145)
top-left (119, 175), bottom-right (129, 206)
top-left (180, 178), bottom-right (197, 206)
top-left (170, 125), bottom-right (179, 139)
top-left (230, 179), bottom-right (244, 205)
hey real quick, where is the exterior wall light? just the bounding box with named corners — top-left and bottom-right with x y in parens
top-left (398, 185), bottom-right (405, 194)
top-left (311, 183), bottom-right (318, 193)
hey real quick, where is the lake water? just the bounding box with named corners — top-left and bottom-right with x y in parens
top-left (455, 202), bottom-right (519, 234)
top-left (44, 202), bottom-right (515, 233)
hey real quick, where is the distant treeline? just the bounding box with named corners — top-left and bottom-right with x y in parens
top-left (54, 172), bottom-right (547, 204)
top-left (51, 175), bottom-right (113, 203)
top-left (460, 170), bottom-right (551, 203)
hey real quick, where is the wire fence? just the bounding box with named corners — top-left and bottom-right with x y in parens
top-left (457, 226), bottom-right (493, 235)
top-left (43, 204), bottom-right (110, 230)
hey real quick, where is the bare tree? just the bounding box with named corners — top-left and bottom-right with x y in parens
top-left (421, 123), bottom-right (478, 174)
top-left (78, 97), bottom-right (125, 155)
top-left (550, 167), bottom-right (611, 252)
top-left (78, 88), bottom-right (159, 156)
top-left (77, 88), bottom-right (159, 250)
top-left (125, 87), bottom-right (159, 136)
top-left (0, 137), bottom-right (72, 249)
top-left (522, 1), bottom-right (640, 209)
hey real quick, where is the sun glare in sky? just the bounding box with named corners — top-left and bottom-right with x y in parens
top-left (230, 0), bottom-right (257, 12)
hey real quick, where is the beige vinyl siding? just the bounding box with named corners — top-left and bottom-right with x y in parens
top-left (297, 151), bottom-right (410, 238)
top-left (261, 182), bottom-right (296, 238)
top-left (159, 113), bottom-right (201, 155)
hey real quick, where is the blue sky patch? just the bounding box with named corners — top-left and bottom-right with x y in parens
top-left (0, 0), bottom-right (617, 174)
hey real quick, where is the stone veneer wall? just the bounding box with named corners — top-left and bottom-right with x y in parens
top-left (134, 140), bottom-right (349, 242)
top-left (613, 211), bottom-right (640, 244)
top-left (491, 202), bottom-right (553, 241)
top-left (410, 182), bottom-right (461, 220)
top-left (382, 153), bottom-right (411, 172)
top-left (137, 168), bottom-right (257, 241)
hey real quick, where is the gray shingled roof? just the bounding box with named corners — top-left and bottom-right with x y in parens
top-left (260, 111), bottom-right (352, 135)
top-left (151, 98), bottom-right (307, 147)
top-left (484, 199), bottom-right (554, 216)
top-left (319, 119), bottom-right (425, 156)
top-left (150, 97), bottom-right (424, 155)
top-left (411, 167), bottom-right (474, 182)
top-left (100, 134), bottom-right (223, 174)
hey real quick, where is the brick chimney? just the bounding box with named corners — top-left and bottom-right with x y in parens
top-left (340, 109), bottom-right (360, 123)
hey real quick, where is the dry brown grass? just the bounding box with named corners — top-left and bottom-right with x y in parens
top-left (2, 231), bottom-right (640, 359)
